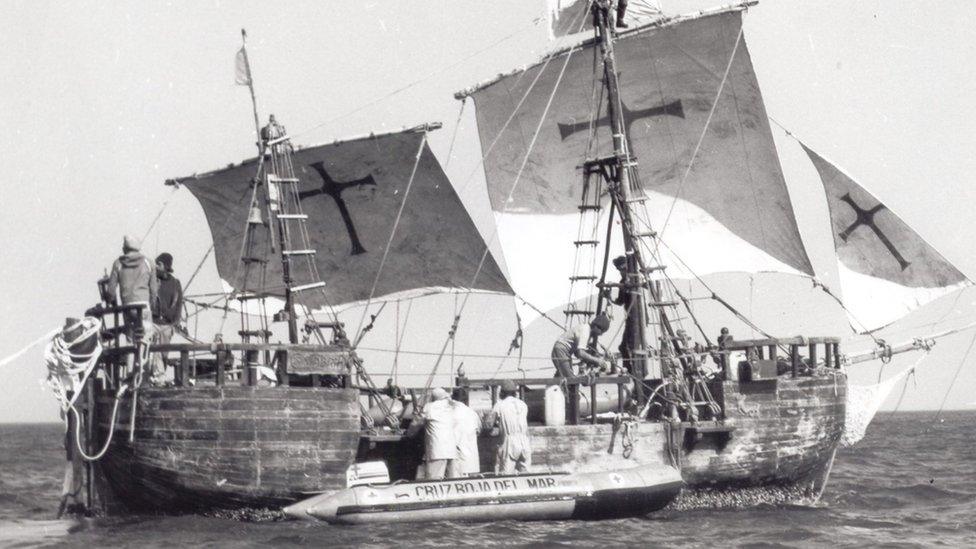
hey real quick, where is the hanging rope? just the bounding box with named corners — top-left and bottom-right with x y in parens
top-left (44, 318), bottom-right (103, 411)
top-left (934, 329), bottom-right (976, 421)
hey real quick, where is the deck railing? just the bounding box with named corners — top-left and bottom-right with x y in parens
top-left (719, 336), bottom-right (842, 379)
top-left (88, 303), bottom-right (352, 388)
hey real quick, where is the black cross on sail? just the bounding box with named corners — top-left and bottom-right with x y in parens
top-left (457, 8), bottom-right (814, 320)
top-left (177, 126), bottom-right (513, 310)
top-left (300, 163), bottom-right (377, 256)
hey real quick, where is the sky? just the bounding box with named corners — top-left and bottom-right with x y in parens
top-left (2, 0), bottom-right (976, 422)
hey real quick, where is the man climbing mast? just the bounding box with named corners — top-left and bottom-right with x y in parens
top-left (588, 0), bottom-right (690, 408)
top-left (589, 0), bottom-right (649, 403)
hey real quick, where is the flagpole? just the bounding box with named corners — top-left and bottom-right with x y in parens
top-left (240, 28), bottom-right (263, 153)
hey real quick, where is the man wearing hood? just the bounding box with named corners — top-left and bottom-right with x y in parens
top-left (150, 252), bottom-right (183, 382)
top-left (106, 235), bottom-right (158, 344)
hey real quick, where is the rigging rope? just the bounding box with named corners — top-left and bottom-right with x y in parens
top-left (934, 329), bottom-right (976, 420)
top-left (443, 99), bottom-right (466, 170)
top-left (417, 33), bottom-right (586, 403)
top-left (650, 236), bottom-right (774, 338)
top-left (0, 327), bottom-right (60, 369)
top-left (352, 132), bottom-right (428, 344)
top-left (657, 23), bottom-right (744, 239)
top-left (286, 16), bottom-right (545, 143)
top-left (140, 186), bottom-right (180, 241)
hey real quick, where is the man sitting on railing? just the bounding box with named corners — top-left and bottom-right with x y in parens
top-left (551, 314), bottom-right (611, 378)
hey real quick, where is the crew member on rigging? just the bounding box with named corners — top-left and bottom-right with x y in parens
top-left (551, 314), bottom-right (612, 378)
top-left (606, 255), bottom-right (636, 373)
top-left (615, 0), bottom-right (629, 28)
top-left (260, 114), bottom-right (289, 155)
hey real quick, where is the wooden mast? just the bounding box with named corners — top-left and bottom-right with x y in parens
top-left (239, 29), bottom-right (300, 344)
top-left (240, 29), bottom-right (264, 154)
top-left (591, 1), bottom-right (684, 401)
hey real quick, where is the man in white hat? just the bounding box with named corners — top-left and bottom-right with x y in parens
top-left (489, 379), bottom-right (531, 473)
top-left (407, 387), bottom-right (457, 480)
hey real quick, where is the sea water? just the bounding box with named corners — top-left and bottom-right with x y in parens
top-left (1, 411), bottom-right (973, 548)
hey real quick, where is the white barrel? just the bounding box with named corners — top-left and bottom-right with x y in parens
top-left (544, 385), bottom-right (566, 426)
top-left (365, 396), bottom-right (405, 425)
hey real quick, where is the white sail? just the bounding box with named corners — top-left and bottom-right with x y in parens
top-left (801, 145), bottom-right (971, 332)
top-left (463, 9), bottom-right (813, 320)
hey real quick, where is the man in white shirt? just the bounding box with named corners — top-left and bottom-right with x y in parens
top-left (407, 387), bottom-right (457, 480)
top-left (489, 380), bottom-right (531, 474)
top-left (448, 389), bottom-right (482, 478)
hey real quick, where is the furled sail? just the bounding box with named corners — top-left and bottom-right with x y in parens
top-left (802, 145), bottom-right (970, 331)
top-left (178, 127), bottom-right (512, 310)
top-left (548, 0), bottom-right (664, 39)
top-left (462, 8), bottom-right (813, 318)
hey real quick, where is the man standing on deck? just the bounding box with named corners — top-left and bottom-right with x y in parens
top-left (448, 389), bottom-right (482, 478)
top-left (407, 387), bottom-right (456, 480)
top-left (150, 252), bottom-right (183, 383)
top-left (489, 379), bottom-right (531, 474)
top-left (551, 314), bottom-right (611, 378)
top-left (106, 235), bottom-right (157, 345)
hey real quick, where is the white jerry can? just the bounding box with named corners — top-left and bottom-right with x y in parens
top-left (544, 385), bottom-right (566, 426)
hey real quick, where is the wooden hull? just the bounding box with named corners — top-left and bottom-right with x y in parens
top-left (93, 372), bottom-right (844, 512)
top-left (521, 374), bottom-right (846, 496)
top-left (94, 386), bottom-right (359, 511)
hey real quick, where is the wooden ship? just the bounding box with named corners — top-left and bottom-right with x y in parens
top-left (51, 0), bottom-right (970, 517)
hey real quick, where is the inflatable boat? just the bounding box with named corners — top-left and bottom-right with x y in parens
top-left (283, 465), bottom-right (682, 524)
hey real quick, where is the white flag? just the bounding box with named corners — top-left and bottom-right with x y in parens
top-left (235, 47), bottom-right (251, 86)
